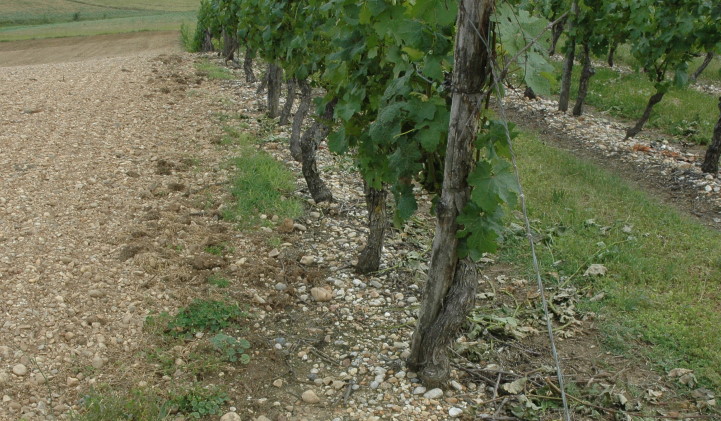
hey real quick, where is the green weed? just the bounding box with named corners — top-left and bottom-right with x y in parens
top-left (73, 383), bottom-right (229, 420)
top-left (222, 134), bottom-right (303, 228)
top-left (72, 387), bottom-right (171, 421)
top-left (195, 59), bottom-right (235, 80)
top-left (210, 333), bottom-right (251, 363)
top-left (180, 22), bottom-right (196, 52)
top-left (166, 300), bottom-right (245, 338)
top-left (207, 275), bottom-right (231, 288)
top-left (171, 384), bottom-right (228, 419)
top-left (501, 132), bottom-right (721, 388)
top-left (204, 243), bottom-right (231, 256)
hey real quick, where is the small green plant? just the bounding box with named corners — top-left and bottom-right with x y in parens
top-left (74, 387), bottom-right (171, 420)
top-left (72, 12), bottom-right (80, 21)
top-left (218, 126), bottom-right (254, 146)
top-left (550, 188), bottom-right (567, 204)
top-left (204, 244), bottom-right (225, 256)
top-left (171, 385), bottom-right (228, 419)
top-left (207, 275), bottom-right (230, 288)
top-left (167, 300), bottom-right (244, 337)
top-left (266, 235), bottom-right (282, 248)
top-left (210, 333), bottom-right (251, 363)
top-left (671, 118), bottom-right (704, 143)
top-left (145, 348), bottom-right (176, 376)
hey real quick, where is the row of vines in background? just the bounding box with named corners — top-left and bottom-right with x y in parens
top-left (188, 0), bottom-right (721, 389)
top-left (533, 0), bottom-right (721, 170)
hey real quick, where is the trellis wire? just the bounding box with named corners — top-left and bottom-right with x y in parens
top-left (460, 3), bottom-right (573, 420)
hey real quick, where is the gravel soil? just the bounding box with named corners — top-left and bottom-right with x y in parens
top-left (0, 46), bottom-right (242, 419)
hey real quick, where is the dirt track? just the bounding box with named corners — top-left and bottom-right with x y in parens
top-left (0, 34), bottom-right (239, 419)
top-left (0, 31), bottom-right (181, 67)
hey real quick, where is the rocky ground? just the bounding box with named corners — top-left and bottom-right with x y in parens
top-left (504, 87), bottom-right (721, 228)
top-left (1, 40), bottom-right (718, 421)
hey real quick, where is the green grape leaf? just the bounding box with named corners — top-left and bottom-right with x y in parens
top-left (368, 102), bottom-right (405, 143)
top-left (422, 55), bottom-right (444, 80)
top-left (402, 46), bottom-right (425, 61)
top-left (328, 127), bottom-right (348, 154)
top-left (392, 183), bottom-right (418, 226)
top-left (456, 202), bottom-right (504, 261)
top-left (468, 159), bottom-right (519, 212)
top-left (407, 98), bottom-right (438, 123)
top-left (409, 0), bottom-right (457, 27)
top-left (523, 53), bottom-right (554, 96)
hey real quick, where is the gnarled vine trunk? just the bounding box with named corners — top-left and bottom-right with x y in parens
top-left (548, 15), bottom-right (567, 56)
top-left (558, 1), bottom-right (578, 112)
top-left (408, 0), bottom-right (492, 388)
top-left (290, 79), bottom-right (312, 162)
top-left (625, 89), bottom-right (665, 138)
top-left (356, 182), bottom-right (387, 274)
top-left (221, 29), bottom-right (238, 63)
top-left (267, 63), bottom-right (283, 118)
top-left (201, 29), bottom-right (214, 52)
top-left (572, 43), bottom-right (594, 116)
top-left (701, 97), bottom-right (721, 174)
top-left (243, 50), bottom-right (255, 83)
top-left (691, 52), bottom-right (714, 83)
top-left (301, 99), bottom-right (336, 203)
top-left (257, 64), bottom-right (268, 95)
top-left (607, 42), bottom-right (617, 68)
top-left (279, 78), bottom-right (297, 126)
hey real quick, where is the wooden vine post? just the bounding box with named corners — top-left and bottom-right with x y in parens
top-left (408, 0), bottom-right (494, 387)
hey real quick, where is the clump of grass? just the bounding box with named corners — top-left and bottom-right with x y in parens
top-left (73, 387), bottom-right (171, 421)
top-left (501, 132), bottom-right (721, 388)
top-left (180, 22), bottom-right (196, 52)
top-left (204, 243), bottom-right (232, 256)
top-left (195, 59), bottom-right (234, 80)
top-left (74, 384), bottom-right (230, 420)
top-left (221, 134), bottom-right (302, 228)
top-left (207, 275), bottom-right (230, 288)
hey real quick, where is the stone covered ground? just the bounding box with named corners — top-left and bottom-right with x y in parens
top-left (1, 34), bottom-right (718, 420)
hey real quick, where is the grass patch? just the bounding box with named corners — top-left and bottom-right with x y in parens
top-left (501, 131), bottom-right (721, 389)
top-left (195, 59), bottom-right (235, 80)
top-left (74, 383), bottom-right (229, 420)
top-left (204, 243), bottom-right (232, 256)
top-left (0, 0), bottom-right (198, 27)
top-left (207, 274), bottom-right (231, 288)
top-left (221, 134), bottom-right (303, 228)
top-left (73, 387), bottom-right (171, 420)
top-left (0, 12), bottom-right (196, 41)
top-left (167, 300), bottom-right (244, 337)
top-left (550, 63), bottom-right (718, 144)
